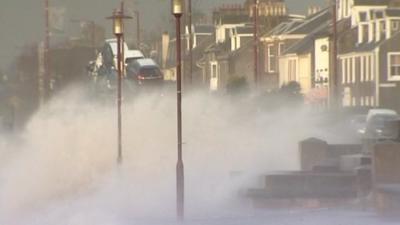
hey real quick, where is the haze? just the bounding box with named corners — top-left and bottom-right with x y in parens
top-left (0, 0), bottom-right (325, 71)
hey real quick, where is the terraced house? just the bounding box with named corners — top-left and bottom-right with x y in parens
top-left (336, 0), bottom-right (400, 112)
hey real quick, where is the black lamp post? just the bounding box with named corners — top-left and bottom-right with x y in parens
top-left (107, 10), bottom-right (131, 165)
top-left (172, 0), bottom-right (184, 221)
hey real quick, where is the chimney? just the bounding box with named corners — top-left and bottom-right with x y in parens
top-left (308, 6), bottom-right (320, 16)
top-left (161, 31), bottom-right (170, 69)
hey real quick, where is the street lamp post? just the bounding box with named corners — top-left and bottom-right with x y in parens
top-left (253, 0), bottom-right (259, 87)
top-left (107, 10), bottom-right (131, 165)
top-left (330, 0), bottom-right (338, 109)
top-left (172, 0), bottom-right (184, 221)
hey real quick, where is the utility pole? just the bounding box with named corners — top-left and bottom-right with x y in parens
top-left (125, 1), bottom-right (140, 49)
top-left (253, 0), bottom-right (259, 87)
top-left (121, 1), bottom-right (125, 76)
top-left (188, 0), bottom-right (193, 85)
top-left (330, 0), bottom-right (338, 109)
top-left (91, 21), bottom-right (96, 58)
top-left (135, 10), bottom-right (140, 49)
top-left (44, 0), bottom-right (50, 100)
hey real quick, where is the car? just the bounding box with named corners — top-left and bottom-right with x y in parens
top-left (124, 50), bottom-right (145, 65)
top-left (126, 58), bottom-right (164, 86)
top-left (359, 109), bottom-right (400, 140)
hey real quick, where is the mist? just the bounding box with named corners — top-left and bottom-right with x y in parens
top-left (0, 82), bottom-right (342, 224)
top-left (0, 0), bottom-right (327, 70)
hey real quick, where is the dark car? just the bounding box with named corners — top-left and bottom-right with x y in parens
top-left (360, 109), bottom-right (400, 141)
top-left (126, 58), bottom-right (164, 86)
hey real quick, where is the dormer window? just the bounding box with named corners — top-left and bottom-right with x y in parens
top-left (380, 21), bottom-right (386, 39)
top-left (375, 11), bottom-right (384, 19)
top-left (362, 24), bottom-right (369, 42)
top-left (392, 20), bottom-right (400, 31)
top-left (359, 12), bottom-right (367, 22)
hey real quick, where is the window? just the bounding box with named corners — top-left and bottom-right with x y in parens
top-left (267, 44), bottom-right (276, 72)
top-left (372, 23), bottom-right (376, 41)
top-left (375, 11), bottom-right (384, 19)
top-left (288, 59), bottom-right (297, 81)
top-left (359, 12), bottom-right (367, 22)
top-left (360, 56), bottom-right (365, 82)
top-left (392, 20), bottom-right (400, 31)
top-left (342, 58), bottom-right (347, 84)
top-left (370, 56), bottom-right (374, 80)
top-left (355, 57), bottom-right (360, 83)
top-left (352, 57), bottom-right (356, 83)
top-left (278, 43), bottom-right (285, 56)
top-left (380, 21), bottom-right (386, 39)
top-left (388, 53), bottom-right (400, 80)
top-left (211, 62), bottom-right (218, 78)
top-left (361, 24), bottom-right (369, 42)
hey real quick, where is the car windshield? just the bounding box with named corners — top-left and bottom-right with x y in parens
top-left (370, 114), bottom-right (399, 128)
top-left (126, 57), bottom-right (142, 65)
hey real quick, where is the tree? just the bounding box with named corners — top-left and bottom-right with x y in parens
top-left (279, 81), bottom-right (304, 103)
top-left (226, 76), bottom-right (249, 96)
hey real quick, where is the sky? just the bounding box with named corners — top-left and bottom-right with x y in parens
top-left (0, 0), bottom-right (326, 71)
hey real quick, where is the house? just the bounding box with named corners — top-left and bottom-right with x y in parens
top-left (335, 0), bottom-right (400, 112)
top-left (183, 24), bottom-right (215, 86)
top-left (161, 24), bottom-right (215, 86)
top-left (262, 8), bottom-right (330, 92)
top-left (201, 0), bottom-right (289, 92)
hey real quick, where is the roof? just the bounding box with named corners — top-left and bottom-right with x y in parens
top-left (134, 58), bottom-right (158, 67)
top-left (367, 109), bottom-right (398, 121)
top-left (353, 41), bottom-right (385, 52)
top-left (283, 13), bottom-right (331, 55)
top-left (386, 8), bottom-right (400, 17)
top-left (125, 50), bottom-right (144, 59)
top-left (264, 20), bottom-right (304, 37)
top-left (353, 0), bottom-right (390, 6)
top-left (213, 14), bottom-right (250, 25)
top-left (105, 39), bottom-right (129, 56)
top-left (283, 36), bottom-right (315, 55)
top-left (236, 26), bottom-right (254, 34)
top-left (261, 8), bottom-right (330, 39)
top-left (286, 8), bottom-right (331, 35)
top-left (339, 29), bottom-right (400, 55)
top-left (194, 25), bottom-right (214, 34)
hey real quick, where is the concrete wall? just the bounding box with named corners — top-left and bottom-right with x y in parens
top-left (373, 142), bottom-right (400, 184)
top-left (299, 138), bottom-right (362, 171)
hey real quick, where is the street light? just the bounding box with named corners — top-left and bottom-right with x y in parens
top-left (107, 9), bottom-right (132, 165)
top-left (172, 0), bottom-right (184, 221)
top-left (253, 0), bottom-right (259, 88)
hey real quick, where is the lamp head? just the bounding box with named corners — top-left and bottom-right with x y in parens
top-left (107, 10), bottom-right (132, 36)
top-left (113, 12), bottom-right (124, 35)
top-left (171, 0), bottom-right (184, 15)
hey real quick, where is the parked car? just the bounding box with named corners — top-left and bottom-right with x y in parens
top-left (350, 114), bottom-right (367, 137)
top-left (125, 50), bottom-right (145, 65)
top-left (359, 109), bottom-right (400, 140)
top-left (126, 58), bottom-right (164, 86)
